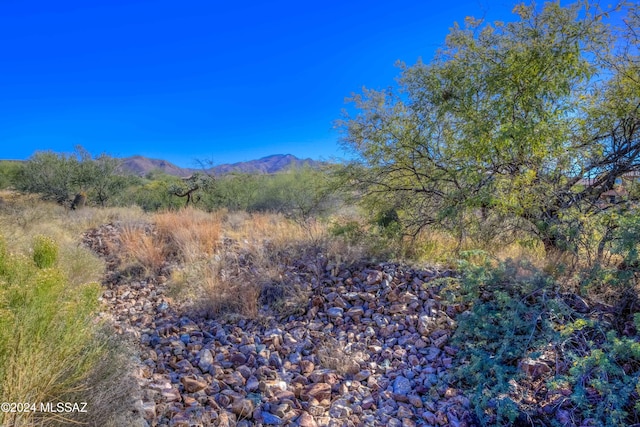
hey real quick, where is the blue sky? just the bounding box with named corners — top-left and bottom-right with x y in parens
top-left (0, 0), bottom-right (517, 167)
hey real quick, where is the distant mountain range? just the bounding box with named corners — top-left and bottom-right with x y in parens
top-left (119, 154), bottom-right (325, 177)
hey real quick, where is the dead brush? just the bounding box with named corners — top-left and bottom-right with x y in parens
top-left (316, 336), bottom-right (365, 376)
top-left (169, 211), bottom-right (321, 320)
top-left (154, 208), bottom-right (222, 263)
top-left (117, 222), bottom-right (166, 275)
top-left (194, 253), bottom-right (262, 318)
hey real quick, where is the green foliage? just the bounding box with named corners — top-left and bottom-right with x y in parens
top-left (209, 173), bottom-right (260, 211)
top-left (119, 173), bottom-right (184, 211)
top-left (0, 161), bottom-right (23, 190)
top-left (15, 146), bottom-right (125, 207)
top-left (207, 166), bottom-right (340, 221)
top-left (557, 329), bottom-right (640, 425)
top-left (452, 255), bottom-right (640, 426)
top-left (32, 234), bottom-right (58, 268)
top-left (452, 259), bottom-right (564, 425)
top-left (169, 171), bottom-right (215, 207)
top-left (0, 233), bottom-right (108, 426)
top-left (339, 1), bottom-right (640, 255)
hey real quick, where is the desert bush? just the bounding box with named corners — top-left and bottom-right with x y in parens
top-left (451, 253), bottom-right (640, 426)
top-left (0, 160), bottom-right (22, 190)
top-left (14, 146), bottom-right (125, 208)
top-left (118, 174), bottom-right (184, 211)
top-left (0, 234), bottom-right (133, 427)
top-left (32, 234), bottom-right (58, 268)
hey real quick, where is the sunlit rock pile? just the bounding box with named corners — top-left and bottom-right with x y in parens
top-left (83, 223), bottom-right (473, 427)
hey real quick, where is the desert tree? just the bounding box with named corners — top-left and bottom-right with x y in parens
top-left (339, 1), bottom-right (640, 255)
top-left (15, 146), bottom-right (124, 207)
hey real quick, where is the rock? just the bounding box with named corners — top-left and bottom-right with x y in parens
top-left (269, 352), bottom-right (283, 369)
top-left (297, 411), bottom-right (318, 427)
top-left (417, 315), bottom-right (435, 335)
top-left (84, 223), bottom-right (473, 427)
top-left (141, 401), bottom-right (156, 419)
top-left (198, 348), bottom-right (214, 373)
top-left (354, 370), bottom-right (371, 382)
top-left (161, 387), bottom-right (182, 402)
top-left (246, 376), bottom-right (260, 392)
top-left (408, 394), bottom-right (422, 408)
top-left (180, 376), bottom-right (208, 393)
top-left (301, 383), bottom-right (332, 402)
top-left (520, 358), bottom-right (551, 379)
top-left (422, 411), bottom-right (437, 424)
top-left (223, 371), bottom-right (246, 387)
top-left (231, 399), bottom-right (254, 418)
top-left (362, 396), bottom-right (375, 410)
top-left (326, 307), bottom-right (344, 318)
top-left (169, 412), bottom-right (191, 427)
top-left (393, 376), bottom-right (413, 396)
top-left (397, 405), bottom-right (413, 418)
top-left (402, 418), bottom-right (416, 427)
top-left (299, 360), bottom-right (315, 375)
top-left (329, 402), bottom-right (351, 418)
top-left (261, 411), bottom-right (284, 425)
top-left (218, 411), bottom-right (233, 427)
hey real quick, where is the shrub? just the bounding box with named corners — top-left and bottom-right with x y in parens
top-left (32, 234), bottom-right (58, 268)
top-left (451, 253), bottom-right (640, 426)
top-left (0, 234), bottom-right (132, 426)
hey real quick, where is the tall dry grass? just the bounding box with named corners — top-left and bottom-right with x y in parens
top-left (153, 209), bottom-right (320, 318)
top-left (154, 207), bottom-right (223, 262)
top-left (118, 223), bottom-right (166, 275)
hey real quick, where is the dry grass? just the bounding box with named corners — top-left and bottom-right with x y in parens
top-left (154, 207), bottom-right (223, 262)
top-left (161, 210), bottom-right (321, 319)
top-left (118, 223), bottom-right (166, 275)
top-left (316, 336), bottom-right (364, 376)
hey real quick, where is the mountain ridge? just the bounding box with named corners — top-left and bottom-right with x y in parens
top-left (119, 154), bottom-right (325, 177)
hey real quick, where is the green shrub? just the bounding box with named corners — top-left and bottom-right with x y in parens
top-left (32, 234), bottom-right (58, 268)
top-left (0, 233), bottom-right (134, 426)
top-left (451, 259), bottom-right (569, 425)
top-left (452, 255), bottom-right (640, 426)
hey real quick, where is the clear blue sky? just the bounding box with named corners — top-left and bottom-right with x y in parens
top-left (0, 0), bottom-right (517, 167)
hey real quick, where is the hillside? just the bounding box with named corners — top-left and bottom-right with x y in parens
top-left (119, 155), bottom-right (193, 177)
top-left (120, 154), bottom-right (324, 177)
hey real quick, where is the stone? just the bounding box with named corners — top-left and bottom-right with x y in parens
top-left (301, 383), bottom-right (332, 402)
top-left (392, 376), bottom-right (412, 396)
top-left (161, 387), bottom-right (182, 402)
top-left (326, 307), bottom-right (344, 318)
top-left (299, 360), bottom-right (315, 375)
top-left (198, 348), bottom-right (214, 373)
top-left (246, 376), bottom-right (260, 392)
top-left (354, 370), bottom-right (371, 382)
top-left (397, 405), bottom-right (413, 419)
top-left (297, 412), bottom-right (318, 427)
top-left (223, 371), bottom-right (246, 387)
top-left (329, 403), bottom-right (351, 418)
top-left (141, 401), bottom-right (156, 419)
top-left (180, 376), bottom-right (208, 393)
top-left (231, 399), bottom-right (255, 418)
top-left (83, 224), bottom-right (474, 427)
top-left (261, 411), bottom-right (284, 425)
top-left (520, 358), bottom-right (551, 379)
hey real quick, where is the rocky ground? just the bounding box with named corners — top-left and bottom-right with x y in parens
top-left (83, 223), bottom-right (474, 427)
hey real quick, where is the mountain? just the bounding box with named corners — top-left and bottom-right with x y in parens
top-left (210, 154), bottom-right (322, 175)
top-left (119, 155), bottom-right (193, 178)
top-left (119, 154), bottom-right (324, 177)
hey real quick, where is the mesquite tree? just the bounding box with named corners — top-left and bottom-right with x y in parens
top-left (339, 1), bottom-right (640, 255)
